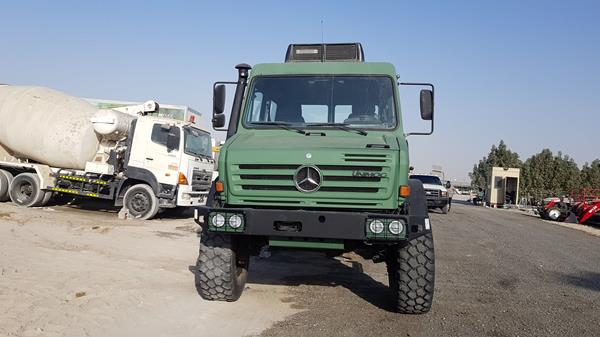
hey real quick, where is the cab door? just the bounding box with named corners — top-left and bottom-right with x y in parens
top-left (145, 123), bottom-right (181, 186)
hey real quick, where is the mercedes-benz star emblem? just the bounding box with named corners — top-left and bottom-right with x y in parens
top-left (294, 165), bottom-right (322, 193)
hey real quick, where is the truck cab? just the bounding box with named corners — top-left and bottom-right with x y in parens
top-left (124, 116), bottom-right (214, 210)
top-left (194, 43), bottom-right (436, 313)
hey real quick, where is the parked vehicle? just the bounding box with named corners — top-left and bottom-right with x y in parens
top-left (567, 189), bottom-right (600, 225)
top-left (537, 197), bottom-right (570, 221)
top-left (194, 42), bottom-right (436, 313)
top-left (0, 85), bottom-right (214, 219)
top-left (409, 174), bottom-right (449, 213)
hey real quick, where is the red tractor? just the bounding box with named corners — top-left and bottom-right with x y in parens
top-left (538, 197), bottom-right (570, 221)
top-left (567, 189), bottom-right (600, 225)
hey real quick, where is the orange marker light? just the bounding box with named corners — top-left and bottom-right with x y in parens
top-left (178, 172), bottom-right (189, 185)
top-left (399, 185), bottom-right (411, 198)
top-left (215, 181), bottom-right (224, 193)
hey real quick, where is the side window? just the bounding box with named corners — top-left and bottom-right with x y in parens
top-left (151, 124), bottom-right (180, 149)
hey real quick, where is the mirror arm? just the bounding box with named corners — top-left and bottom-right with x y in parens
top-left (212, 81), bottom-right (237, 131)
top-left (400, 82), bottom-right (435, 137)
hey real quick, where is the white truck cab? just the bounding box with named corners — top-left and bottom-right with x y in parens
top-left (126, 116), bottom-right (214, 209)
top-left (409, 174), bottom-right (450, 214)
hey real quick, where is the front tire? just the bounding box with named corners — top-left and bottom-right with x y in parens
top-left (195, 231), bottom-right (248, 301)
top-left (8, 173), bottom-right (46, 207)
top-left (387, 233), bottom-right (435, 314)
top-left (440, 204), bottom-right (449, 214)
top-left (123, 184), bottom-right (159, 220)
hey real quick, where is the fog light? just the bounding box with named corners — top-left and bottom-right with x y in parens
top-left (388, 220), bottom-right (404, 235)
top-left (211, 213), bottom-right (225, 228)
top-left (369, 220), bottom-right (384, 234)
top-left (228, 214), bottom-right (243, 229)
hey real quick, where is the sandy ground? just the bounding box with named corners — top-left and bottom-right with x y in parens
top-left (0, 202), bottom-right (299, 337)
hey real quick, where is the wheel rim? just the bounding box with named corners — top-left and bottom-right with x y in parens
top-left (548, 209), bottom-right (561, 220)
top-left (16, 181), bottom-right (34, 203)
top-left (129, 191), bottom-right (151, 215)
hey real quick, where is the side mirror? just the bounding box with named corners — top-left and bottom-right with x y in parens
top-left (212, 113), bottom-right (226, 128)
top-left (213, 84), bottom-right (226, 115)
top-left (166, 127), bottom-right (179, 152)
top-left (420, 89), bottom-right (434, 121)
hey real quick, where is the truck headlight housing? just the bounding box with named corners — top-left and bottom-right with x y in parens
top-left (208, 212), bottom-right (245, 232)
top-left (441, 191), bottom-right (448, 197)
top-left (366, 218), bottom-right (406, 240)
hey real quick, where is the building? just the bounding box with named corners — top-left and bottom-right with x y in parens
top-left (486, 167), bottom-right (520, 206)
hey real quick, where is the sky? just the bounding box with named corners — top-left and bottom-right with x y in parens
top-left (1, 1), bottom-right (598, 181)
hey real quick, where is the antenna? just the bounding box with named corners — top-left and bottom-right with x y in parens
top-left (320, 20), bottom-right (324, 43)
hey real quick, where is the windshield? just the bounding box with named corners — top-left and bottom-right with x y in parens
top-left (244, 76), bottom-right (397, 130)
top-left (183, 127), bottom-right (212, 158)
top-left (410, 175), bottom-right (443, 186)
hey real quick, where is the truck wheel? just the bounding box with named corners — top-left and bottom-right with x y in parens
top-left (0, 169), bottom-right (13, 202)
top-left (8, 173), bottom-right (46, 207)
top-left (387, 233), bottom-right (435, 314)
top-left (440, 204), bottom-right (449, 214)
top-left (195, 231), bottom-right (248, 301)
top-left (123, 184), bottom-right (159, 220)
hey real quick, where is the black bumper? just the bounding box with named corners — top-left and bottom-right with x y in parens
top-left (195, 207), bottom-right (430, 241)
top-left (427, 196), bottom-right (448, 208)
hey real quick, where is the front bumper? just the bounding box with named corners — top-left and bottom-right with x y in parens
top-left (176, 185), bottom-right (208, 207)
top-left (427, 196), bottom-right (448, 208)
top-left (195, 207), bottom-right (431, 241)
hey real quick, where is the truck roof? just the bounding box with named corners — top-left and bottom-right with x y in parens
top-left (250, 62), bottom-right (398, 78)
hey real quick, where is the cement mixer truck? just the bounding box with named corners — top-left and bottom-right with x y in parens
top-left (0, 85), bottom-right (214, 219)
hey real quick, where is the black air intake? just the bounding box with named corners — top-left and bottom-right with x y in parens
top-left (285, 43), bottom-right (365, 62)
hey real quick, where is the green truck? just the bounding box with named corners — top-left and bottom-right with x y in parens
top-left (194, 43), bottom-right (436, 313)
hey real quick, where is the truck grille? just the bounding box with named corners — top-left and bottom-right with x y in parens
top-left (229, 152), bottom-right (394, 206)
top-left (424, 189), bottom-right (440, 197)
top-left (191, 169), bottom-right (212, 191)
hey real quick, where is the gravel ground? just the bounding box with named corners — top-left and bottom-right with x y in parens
top-left (255, 202), bottom-right (600, 337)
top-left (1, 200), bottom-right (599, 337)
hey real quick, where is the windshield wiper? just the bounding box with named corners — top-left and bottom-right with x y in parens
top-left (250, 121), bottom-right (306, 135)
top-left (306, 123), bottom-right (368, 136)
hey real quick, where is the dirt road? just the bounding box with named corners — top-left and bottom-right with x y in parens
top-left (0, 203), bottom-right (298, 337)
top-left (1, 201), bottom-right (599, 337)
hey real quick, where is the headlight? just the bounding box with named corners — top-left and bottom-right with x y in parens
top-left (388, 220), bottom-right (404, 235)
top-left (369, 220), bottom-right (384, 234)
top-left (211, 213), bottom-right (225, 228)
top-left (441, 191), bottom-right (448, 197)
top-left (228, 214), bottom-right (243, 229)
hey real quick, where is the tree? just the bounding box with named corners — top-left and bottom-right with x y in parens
top-left (580, 160), bottom-right (600, 189)
top-left (469, 140), bottom-right (522, 189)
top-left (520, 150), bottom-right (581, 199)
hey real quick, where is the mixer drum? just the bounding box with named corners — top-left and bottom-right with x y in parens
top-left (0, 85), bottom-right (100, 169)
